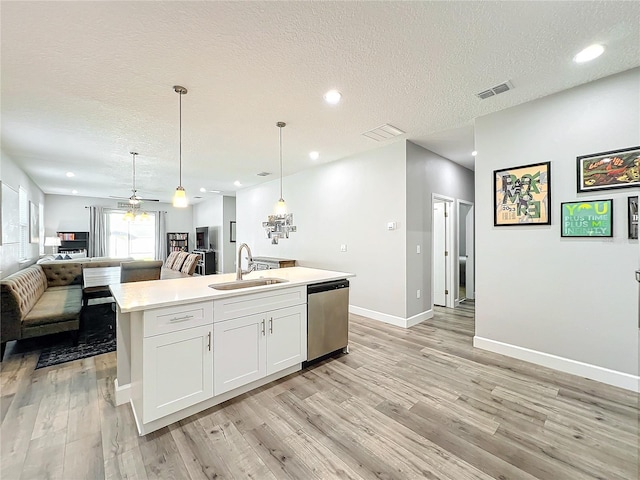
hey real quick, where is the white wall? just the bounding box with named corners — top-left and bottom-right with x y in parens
top-left (475, 68), bottom-right (639, 390)
top-left (237, 141), bottom-right (408, 320)
top-left (406, 141), bottom-right (475, 319)
top-left (222, 196), bottom-right (236, 273)
top-left (45, 194), bottom-right (194, 253)
top-left (193, 195), bottom-right (223, 271)
top-left (1, 152), bottom-right (46, 277)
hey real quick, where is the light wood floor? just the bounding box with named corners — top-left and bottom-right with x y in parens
top-left (1, 301), bottom-right (638, 479)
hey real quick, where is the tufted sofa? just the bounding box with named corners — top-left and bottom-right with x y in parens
top-left (0, 257), bottom-right (132, 360)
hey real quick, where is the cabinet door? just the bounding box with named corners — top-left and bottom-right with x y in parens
top-left (143, 324), bottom-right (213, 423)
top-left (266, 304), bottom-right (307, 376)
top-left (214, 313), bottom-right (266, 395)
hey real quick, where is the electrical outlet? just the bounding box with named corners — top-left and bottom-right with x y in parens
top-left (340, 244), bottom-right (347, 252)
top-left (416, 245), bottom-right (421, 254)
top-left (417, 289), bottom-right (421, 299)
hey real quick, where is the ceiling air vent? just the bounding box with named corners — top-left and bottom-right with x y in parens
top-left (257, 171), bottom-right (271, 177)
top-left (362, 124), bottom-right (405, 142)
top-left (476, 80), bottom-right (514, 100)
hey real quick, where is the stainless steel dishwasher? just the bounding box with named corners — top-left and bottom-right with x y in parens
top-left (306, 279), bottom-right (350, 362)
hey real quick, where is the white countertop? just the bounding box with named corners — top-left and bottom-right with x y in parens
top-left (110, 266), bottom-right (354, 313)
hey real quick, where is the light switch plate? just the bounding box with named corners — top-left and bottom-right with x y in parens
top-left (416, 245), bottom-right (421, 254)
top-left (340, 244), bottom-right (347, 252)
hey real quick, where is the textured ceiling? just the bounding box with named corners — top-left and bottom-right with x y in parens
top-left (2, 1), bottom-right (639, 203)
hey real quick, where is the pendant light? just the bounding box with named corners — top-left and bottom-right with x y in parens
top-left (275, 121), bottom-right (287, 215)
top-left (261, 121), bottom-right (297, 244)
top-left (122, 152), bottom-right (152, 222)
top-left (172, 85), bottom-right (188, 208)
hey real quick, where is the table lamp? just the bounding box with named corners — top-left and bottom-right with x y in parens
top-left (44, 236), bottom-right (61, 254)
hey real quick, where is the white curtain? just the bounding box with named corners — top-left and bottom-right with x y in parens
top-left (88, 206), bottom-right (106, 257)
top-left (155, 211), bottom-right (167, 261)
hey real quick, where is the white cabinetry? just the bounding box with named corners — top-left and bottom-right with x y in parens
top-left (133, 301), bottom-right (214, 424)
top-left (213, 287), bottom-right (307, 395)
top-left (143, 324), bottom-right (213, 422)
top-left (213, 313), bottom-right (266, 394)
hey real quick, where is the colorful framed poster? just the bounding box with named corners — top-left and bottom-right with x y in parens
top-left (561, 199), bottom-right (613, 237)
top-left (576, 146), bottom-right (640, 192)
top-left (494, 161), bottom-right (551, 226)
top-left (629, 196), bottom-right (638, 240)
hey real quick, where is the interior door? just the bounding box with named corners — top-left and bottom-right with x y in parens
top-left (465, 205), bottom-right (475, 300)
top-left (433, 201), bottom-right (446, 306)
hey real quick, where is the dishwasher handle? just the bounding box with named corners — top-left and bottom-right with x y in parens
top-left (307, 279), bottom-right (349, 295)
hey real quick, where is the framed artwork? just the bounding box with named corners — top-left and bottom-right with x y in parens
top-left (230, 221), bottom-right (236, 243)
top-left (629, 196), bottom-right (638, 240)
top-left (29, 201), bottom-right (39, 243)
top-left (561, 199), bottom-right (613, 237)
top-left (494, 161), bottom-right (551, 226)
top-left (576, 146), bottom-right (640, 192)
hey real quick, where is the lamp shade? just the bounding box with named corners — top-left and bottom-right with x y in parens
top-left (173, 186), bottom-right (188, 208)
top-left (44, 236), bottom-right (61, 247)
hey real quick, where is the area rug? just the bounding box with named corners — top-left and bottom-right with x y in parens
top-left (35, 302), bottom-right (116, 369)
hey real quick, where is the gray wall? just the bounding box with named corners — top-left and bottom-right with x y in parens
top-left (405, 141), bottom-right (475, 317)
top-left (475, 68), bottom-right (639, 379)
top-left (237, 141), bottom-right (408, 320)
top-left (1, 152), bottom-right (46, 277)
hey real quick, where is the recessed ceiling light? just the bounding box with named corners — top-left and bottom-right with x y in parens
top-left (573, 44), bottom-right (604, 63)
top-left (71, 189), bottom-right (78, 195)
top-left (309, 151), bottom-right (320, 160)
top-left (472, 151), bottom-right (478, 157)
top-left (66, 172), bottom-right (75, 177)
top-left (323, 89), bottom-right (342, 105)
top-left (200, 187), bottom-right (206, 192)
top-left (234, 181), bottom-right (242, 187)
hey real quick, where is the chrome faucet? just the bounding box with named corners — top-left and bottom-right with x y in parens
top-left (236, 243), bottom-right (256, 280)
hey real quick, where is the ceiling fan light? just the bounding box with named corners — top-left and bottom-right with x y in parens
top-left (173, 186), bottom-right (188, 208)
top-left (123, 210), bottom-right (135, 222)
top-left (139, 211), bottom-right (150, 221)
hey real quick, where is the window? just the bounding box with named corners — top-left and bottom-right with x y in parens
top-left (106, 211), bottom-right (156, 260)
top-left (18, 187), bottom-right (28, 260)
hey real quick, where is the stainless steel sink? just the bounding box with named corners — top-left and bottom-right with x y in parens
top-left (209, 278), bottom-right (289, 290)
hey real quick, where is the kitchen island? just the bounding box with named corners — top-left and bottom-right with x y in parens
top-left (110, 266), bottom-right (353, 435)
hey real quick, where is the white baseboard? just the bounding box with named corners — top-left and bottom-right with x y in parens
top-left (474, 336), bottom-right (640, 393)
top-left (114, 378), bottom-right (131, 406)
top-left (349, 305), bottom-right (433, 329)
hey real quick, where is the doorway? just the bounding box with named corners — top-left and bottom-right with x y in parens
top-left (457, 200), bottom-right (474, 303)
top-left (432, 195), bottom-right (454, 308)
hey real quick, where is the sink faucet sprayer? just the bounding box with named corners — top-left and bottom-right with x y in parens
top-left (236, 243), bottom-right (256, 280)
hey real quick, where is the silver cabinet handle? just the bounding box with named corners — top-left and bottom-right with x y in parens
top-left (207, 331), bottom-right (211, 351)
top-left (170, 314), bottom-right (194, 322)
top-left (261, 319), bottom-right (265, 336)
top-left (269, 318), bottom-right (273, 334)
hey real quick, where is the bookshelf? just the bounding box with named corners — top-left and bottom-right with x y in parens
top-left (57, 231), bottom-right (89, 253)
top-left (167, 232), bottom-right (189, 254)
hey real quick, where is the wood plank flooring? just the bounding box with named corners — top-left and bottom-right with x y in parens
top-left (1, 301), bottom-right (638, 479)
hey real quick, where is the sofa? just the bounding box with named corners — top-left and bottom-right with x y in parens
top-left (0, 256), bottom-right (132, 360)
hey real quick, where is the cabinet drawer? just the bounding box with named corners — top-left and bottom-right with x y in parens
top-left (214, 286), bottom-right (306, 322)
top-left (143, 301), bottom-right (213, 337)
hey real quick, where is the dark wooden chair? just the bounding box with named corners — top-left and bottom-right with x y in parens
top-left (120, 260), bottom-right (163, 283)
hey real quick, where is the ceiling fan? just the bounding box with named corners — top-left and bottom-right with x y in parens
top-left (109, 152), bottom-right (160, 204)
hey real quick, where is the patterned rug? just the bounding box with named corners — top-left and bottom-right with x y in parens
top-left (35, 302), bottom-right (116, 369)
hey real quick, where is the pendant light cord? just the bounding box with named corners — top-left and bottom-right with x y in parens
top-left (132, 152), bottom-right (136, 192)
top-left (179, 91), bottom-right (182, 187)
top-left (279, 124), bottom-right (283, 200)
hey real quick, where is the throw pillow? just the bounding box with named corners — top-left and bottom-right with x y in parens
top-left (55, 255), bottom-right (64, 260)
top-left (64, 255), bottom-right (72, 260)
